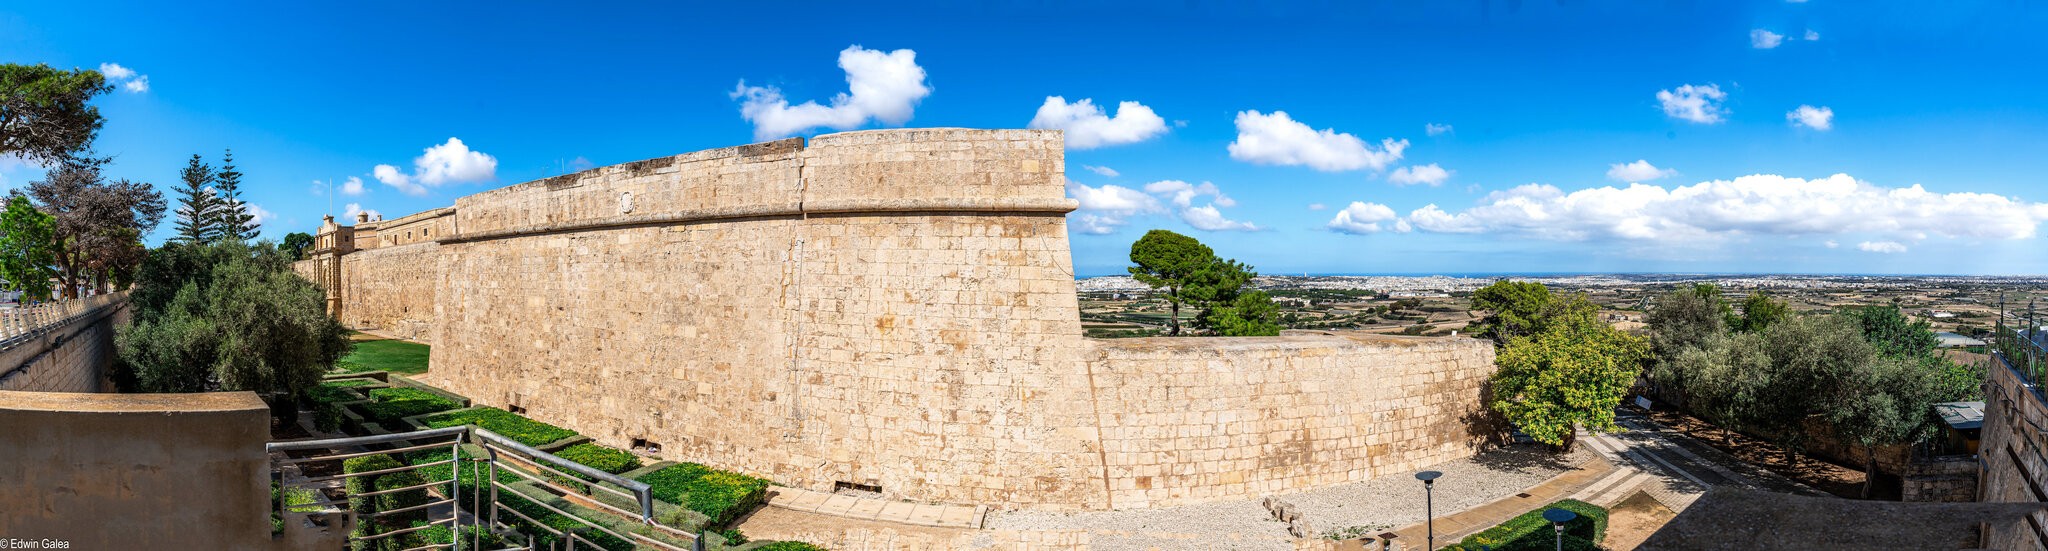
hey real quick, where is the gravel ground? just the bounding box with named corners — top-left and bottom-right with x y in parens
top-left (988, 444), bottom-right (1585, 551)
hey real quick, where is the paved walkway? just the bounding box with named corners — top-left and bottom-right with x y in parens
top-left (1381, 451), bottom-right (1619, 548)
top-left (765, 486), bottom-right (986, 528)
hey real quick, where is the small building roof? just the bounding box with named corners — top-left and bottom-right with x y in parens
top-left (1934, 401), bottom-right (1984, 431)
top-left (1934, 332), bottom-right (1986, 347)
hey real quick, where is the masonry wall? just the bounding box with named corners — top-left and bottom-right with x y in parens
top-left (0, 299), bottom-right (129, 393)
top-left (307, 128), bottom-right (1498, 510)
top-left (0, 390), bottom-right (273, 550)
top-left (1981, 354), bottom-right (2048, 504)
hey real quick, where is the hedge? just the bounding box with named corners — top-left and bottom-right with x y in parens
top-left (1449, 499), bottom-right (1607, 551)
top-left (554, 443), bottom-right (643, 475)
top-left (343, 455), bottom-right (404, 551)
top-left (636, 463), bottom-right (771, 528)
top-left (409, 522), bottom-right (504, 549)
top-left (422, 407), bottom-right (577, 447)
top-left (305, 383), bottom-right (366, 432)
top-left (359, 387), bottom-right (462, 425)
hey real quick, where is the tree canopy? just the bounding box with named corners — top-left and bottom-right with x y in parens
top-left (212, 149), bottom-right (259, 241)
top-left (0, 63), bottom-right (111, 168)
top-left (172, 154), bottom-right (221, 242)
top-left (280, 232), bottom-right (315, 260)
top-left (1488, 293), bottom-right (1649, 451)
top-left (27, 164), bottom-right (166, 297)
top-left (1470, 280), bottom-right (1555, 345)
top-left (116, 240), bottom-right (351, 397)
top-left (0, 194), bottom-right (57, 300)
top-left (1126, 229), bottom-right (1279, 336)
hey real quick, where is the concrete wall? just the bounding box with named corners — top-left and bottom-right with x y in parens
top-left (0, 298), bottom-right (129, 393)
top-left (299, 128), bottom-right (1498, 510)
top-left (0, 390), bottom-right (272, 550)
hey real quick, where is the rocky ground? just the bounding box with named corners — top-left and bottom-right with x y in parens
top-left (988, 444), bottom-right (1587, 551)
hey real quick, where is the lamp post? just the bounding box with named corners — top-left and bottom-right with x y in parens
top-left (1543, 508), bottom-right (1578, 551)
top-left (1416, 470), bottom-right (1442, 550)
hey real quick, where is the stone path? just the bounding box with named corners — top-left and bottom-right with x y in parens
top-left (765, 486), bottom-right (986, 528)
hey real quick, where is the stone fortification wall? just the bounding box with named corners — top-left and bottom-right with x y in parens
top-left (0, 296), bottom-right (129, 393)
top-left (0, 390), bottom-right (273, 549)
top-left (1982, 354), bottom-right (2048, 505)
top-left (337, 243), bottom-right (442, 341)
top-left (304, 128), bottom-right (1497, 510)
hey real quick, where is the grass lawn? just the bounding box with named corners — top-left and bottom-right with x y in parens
top-left (337, 336), bottom-right (431, 374)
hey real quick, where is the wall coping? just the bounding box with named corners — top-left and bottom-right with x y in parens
top-left (1086, 331), bottom-right (1479, 353)
top-left (0, 389), bottom-right (267, 413)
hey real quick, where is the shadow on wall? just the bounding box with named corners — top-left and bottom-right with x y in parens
top-left (1637, 487), bottom-right (2046, 550)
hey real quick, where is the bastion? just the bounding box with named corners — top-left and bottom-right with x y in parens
top-left (295, 128), bottom-right (1496, 510)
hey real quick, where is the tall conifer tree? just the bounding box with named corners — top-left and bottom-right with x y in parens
top-left (213, 149), bottom-right (258, 240)
top-left (172, 154), bottom-right (219, 241)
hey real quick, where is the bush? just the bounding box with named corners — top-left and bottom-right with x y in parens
top-left (554, 443), bottom-right (642, 475)
top-left (305, 382), bottom-right (365, 432)
top-left (636, 463), bottom-right (770, 528)
top-left (359, 387), bottom-right (462, 424)
top-left (409, 522), bottom-right (504, 549)
top-left (422, 407), bottom-right (576, 447)
top-left (719, 528), bottom-right (748, 545)
top-left (1454, 499), bottom-right (1607, 551)
top-left (343, 454), bottom-right (404, 551)
top-left (373, 469), bottom-right (432, 528)
top-left (118, 240), bottom-right (352, 397)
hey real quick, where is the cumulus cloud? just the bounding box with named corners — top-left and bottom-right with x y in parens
top-left (339, 176), bottom-right (366, 196)
top-left (1181, 205), bottom-right (1259, 231)
top-left (373, 137), bottom-right (497, 196)
top-left (1751, 29), bottom-right (1785, 49)
top-left (99, 63), bottom-right (148, 93)
top-left (1228, 110), bottom-right (1407, 172)
top-left (1083, 165), bottom-right (1119, 178)
top-left (1067, 178), bottom-right (1257, 233)
top-left (732, 45), bottom-right (931, 140)
top-left (1028, 97), bottom-right (1168, 149)
top-left (1859, 241), bottom-right (1907, 254)
top-left (1607, 160), bottom-right (1678, 182)
top-left (1402, 174), bottom-right (2048, 243)
top-left (343, 203), bottom-right (382, 221)
top-left (1144, 180), bottom-right (1235, 208)
top-left (1327, 202), bottom-right (1407, 234)
top-left (1787, 105), bottom-right (1834, 130)
top-left (1657, 84), bottom-right (1729, 124)
top-left (1388, 163), bottom-right (1452, 186)
top-left (1426, 123), bottom-right (1454, 136)
top-left (246, 203), bottom-right (276, 228)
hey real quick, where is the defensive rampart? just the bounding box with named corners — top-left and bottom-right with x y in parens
top-left (0, 293), bottom-right (130, 393)
top-left (296, 128), bottom-right (1497, 510)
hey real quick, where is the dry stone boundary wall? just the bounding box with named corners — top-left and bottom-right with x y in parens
top-left (296, 128), bottom-right (1498, 511)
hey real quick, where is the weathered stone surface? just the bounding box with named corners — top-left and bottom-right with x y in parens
top-left (294, 128), bottom-right (1498, 510)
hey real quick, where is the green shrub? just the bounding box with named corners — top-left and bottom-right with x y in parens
top-left (636, 463), bottom-right (770, 528)
top-left (359, 387), bottom-right (462, 424)
top-left (555, 443), bottom-right (642, 475)
top-left (343, 454), bottom-right (403, 551)
top-left (373, 469), bottom-right (432, 528)
top-left (1454, 499), bottom-right (1607, 551)
top-left (325, 377), bottom-right (381, 388)
top-left (422, 407), bottom-right (576, 447)
top-left (410, 522), bottom-right (504, 549)
top-left (719, 528), bottom-right (748, 545)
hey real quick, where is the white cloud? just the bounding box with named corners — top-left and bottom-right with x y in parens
top-left (1824, 240), bottom-right (1840, 248)
top-left (343, 203), bottom-right (382, 222)
top-left (1426, 123), bottom-right (1454, 137)
top-left (1070, 213), bottom-right (1124, 235)
top-left (1859, 241), bottom-right (1907, 254)
top-left (1751, 29), bottom-right (1785, 49)
top-left (1787, 105), bottom-right (1834, 130)
top-left (1607, 160), bottom-right (1678, 182)
top-left (1028, 97), bottom-right (1168, 149)
top-left (339, 176), bottom-right (366, 196)
top-left (1657, 84), bottom-right (1729, 124)
top-left (246, 203), bottom-right (276, 228)
top-left (1143, 180), bottom-right (1234, 208)
top-left (1180, 204), bottom-right (1258, 231)
top-left (1083, 165), bottom-right (1119, 178)
top-left (1388, 163), bottom-right (1452, 186)
top-left (372, 137), bottom-right (497, 196)
top-left (98, 63), bottom-right (148, 93)
top-left (1804, 30), bottom-right (1821, 41)
top-left (1402, 174), bottom-right (2048, 243)
top-left (1308, 203), bottom-right (1327, 211)
top-left (1064, 180), bottom-right (1161, 234)
top-left (732, 45), bottom-right (931, 141)
top-left (1327, 202), bottom-right (1406, 234)
top-left (1228, 110), bottom-right (1407, 172)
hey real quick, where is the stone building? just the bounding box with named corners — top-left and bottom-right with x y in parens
top-left (295, 128), bottom-right (1498, 511)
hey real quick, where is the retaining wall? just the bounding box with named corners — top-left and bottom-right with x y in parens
top-left (0, 296), bottom-right (129, 393)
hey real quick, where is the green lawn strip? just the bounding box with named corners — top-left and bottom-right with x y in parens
top-left (418, 407), bottom-right (579, 448)
top-left (386, 375), bottom-right (470, 407)
top-left (336, 338), bottom-right (432, 375)
top-left (1445, 499), bottom-right (1607, 551)
top-left (635, 463), bottom-right (772, 529)
top-left (356, 387), bottom-right (463, 425)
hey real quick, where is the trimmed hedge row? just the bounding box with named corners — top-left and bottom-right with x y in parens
top-left (360, 387), bottom-right (462, 425)
top-left (305, 382), bottom-right (367, 432)
top-left (554, 443), bottom-right (642, 475)
top-left (421, 407), bottom-right (576, 447)
top-left (1448, 499), bottom-right (1607, 551)
top-left (636, 463), bottom-right (771, 528)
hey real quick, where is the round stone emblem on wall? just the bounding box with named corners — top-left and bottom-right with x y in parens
top-left (620, 191), bottom-right (635, 214)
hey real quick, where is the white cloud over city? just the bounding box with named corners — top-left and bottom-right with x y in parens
top-left (1065, 178), bottom-right (1257, 233)
top-left (1228, 110), bottom-right (1407, 172)
top-left (1028, 97), bottom-right (1168, 149)
top-left (733, 45), bottom-right (931, 140)
top-left (1326, 201), bottom-right (1409, 235)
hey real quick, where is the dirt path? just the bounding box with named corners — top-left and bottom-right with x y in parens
top-left (1642, 409), bottom-right (1881, 499)
top-left (1600, 491), bottom-right (1675, 550)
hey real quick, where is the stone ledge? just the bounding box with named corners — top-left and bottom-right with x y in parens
top-left (765, 486), bottom-right (984, 529)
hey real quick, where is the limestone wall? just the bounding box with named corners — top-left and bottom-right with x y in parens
top-left (0, 297), bottom-right (129, 393)
top-left (1981, 354), bottom-right (2048, 504)
top-left (302, 128), bottom-right (1498, 510)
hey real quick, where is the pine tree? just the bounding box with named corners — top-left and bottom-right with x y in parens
top-left (172, 154), bottom-right (220, 241)
top-left (213, 149), bottom-right (258, 240)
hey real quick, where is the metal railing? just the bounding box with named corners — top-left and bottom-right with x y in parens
top-left (269, 425), bottom-right (701, 550)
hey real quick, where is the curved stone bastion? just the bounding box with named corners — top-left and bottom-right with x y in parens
top-left (294, 128), bottom-right (1497, 510)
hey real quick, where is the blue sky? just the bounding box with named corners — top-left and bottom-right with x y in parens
top-left (5, 1), bottom-right (2046, 276)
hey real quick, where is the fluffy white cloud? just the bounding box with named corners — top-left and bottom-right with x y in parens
top-left (339, 176), bottom-right (366, 196)
top-left (1607, 160), bottom-right (1678, 182)
top-left (1143, 180), bottom-right (1236, 208)
top-left (1403, 174), bottom-right (2048, 243)
top-left (1426, 123), bottom-right (1454, 137)
top-left (732, 45), bottom-right (930, 141)
top-left (1657, 84), bottom-right (1729, 124)
top-left (246, 203), bottom-right (276, 228)
top-left (98, 63), bottom-right (148, 93)
top-left (1307, 203), bottom-right (1327, 211)
top-left (1067, 178), bottom-right (1257, 233)
top-left (1388, 163), bottom-right (1452, 186)
top-left (1028, 97), bottom-right (1168, 149)
top-left (343, 203), bottom-right (382, 222)
top-left (1180, 204), bottom-right (1258, 231)
top-left (1859, 241), bottom-right (1907, 254)
top-left (1751, 29), bottom-right (1785, 49)
top-left (1083, 165), bottom-right (1119, 178)
top-left (1787, 105), bottom-right (1834, 130)
top-left (372, 138), bottom-right (497, 196)
top-left (1228, 110), bottom-right (1407, 172)
top-left (1327, 202), bottom-right (1406, 234)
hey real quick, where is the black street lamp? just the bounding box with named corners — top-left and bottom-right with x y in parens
top-left (1543, 508), bottom-right (1579, 551)
top-left (1416, 470), bottom-right (1443, 550)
